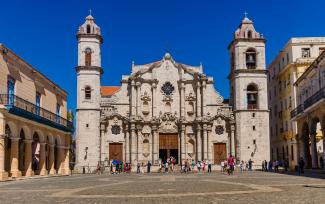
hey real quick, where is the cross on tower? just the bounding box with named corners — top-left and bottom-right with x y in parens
top-left (244, 11), bottom-right (248, 18)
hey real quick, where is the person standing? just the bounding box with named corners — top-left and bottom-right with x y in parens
top-left (221, 160), bottom-right (225, 173)
top-left (248, 159), bottom-right (253, 171)
top-left (228, 154), bottom-right (234, 176)
top-left (264, 160), bottom-right (268, 172)
top-left (137, 163), bottom-right (140, 174)
top-left (208, 160), bottom-right (212, 173)
top-left (147, 160), bottom-right (151, 173)
top-left (298, 157), bottom-right (305, 175)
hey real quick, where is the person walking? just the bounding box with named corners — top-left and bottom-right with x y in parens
top-left (264, 160), bottom-right (268, 172)
top-left (298, 157), bottom-right (305, 175)
top-left (228, 154), bottom-right (234, 176)
top-left (221, 160), bottom-right (225, 173)
top-left (208, 160), bottom-right (212, 173)
top-left (197, 161), bottom-right (201, 172)
top-left (248, 159), bottom-right (253, 171)
top-left (191, 160), bottom-right (196, 172)
top-left (137, 163), bottom-right (140, 174)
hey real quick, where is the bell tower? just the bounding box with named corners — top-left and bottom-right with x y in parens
top-left (228, 15), bottom-right (270, 167)
top-left (75, 13), bottom-right (103, 171)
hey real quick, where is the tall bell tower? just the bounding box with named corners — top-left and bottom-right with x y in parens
top-left (228, 15), bottom-right (270, 166)
top-left (75, 14), bottom-right (103, 171)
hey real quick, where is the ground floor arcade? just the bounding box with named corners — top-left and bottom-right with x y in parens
top-left (0, 112), bottom-right (71, 181)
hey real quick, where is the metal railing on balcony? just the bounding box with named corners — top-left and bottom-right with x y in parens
top-left (290, 104), bottom-right (304, 118)
top-left (0, 94), bottom-right (73, 131)
top-left (304, 87), bottom-right (325, 110)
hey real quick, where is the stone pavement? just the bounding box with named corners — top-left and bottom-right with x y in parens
top-left (0, 171), bottom-right (324, 204)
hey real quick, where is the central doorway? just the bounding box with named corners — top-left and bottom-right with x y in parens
top-left (214, 143), bottom-right (227, 164)
top-left (109, 143), bottom-right (123, 162)
top-left (159, 134), bottom-right (178, 163)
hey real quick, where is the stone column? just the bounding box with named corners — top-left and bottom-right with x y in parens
top-left (196, 125), bottom-right (202, 161)
top-left (125, 124), bottom-right (130, 163)
top-left (203, 124), bottom-right (208, 160)
top-left (310, 133), bottom-right (318, 169)
top-left (57, 146), bottom-right (63, 174)
top-left (136, 82), bottom-right (141, 116)
top-left (152, 126), bottom-right (158, 164)
top-left (10, 137), bottom-right (21, 177)
top-left (63, 147), bottom-right (70, 175)
top-left (202, 80), bottom-right (207, 116)
top-left (24, 139), bottom-right (34, 177)
top-left (100, 124), bottom-right (107, 164)
top-left (152, 83), bottom-right (157, 117)
top-left (181, 125), bottom-right (186, 162)
top-left (180, 83), bottom-right (185, 118)
top-left (230, 125), bottom-right (235, 157)
top-left (130, 124), bottom-right (137, 165)
top-left (137, 125), bottom-right (142, 162)
top-left (49, 144), bottom-right (55, 175)
top-left (207, 125), bottom-right (212, 162)
top-left (323, 129), bottom-right (325, 170)
top-left (131, 81), bottom-right (136, 116)
top-left (0, 113), bottom-right (8, 180)
top-left (39, 143), bottom-right (47, 176)
top-left (196, 81), bottom-right (202, 117)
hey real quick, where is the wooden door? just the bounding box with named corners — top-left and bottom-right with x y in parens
top-left (214, 143), bottom-right (227, 164)
top-left (159, 134), bottom-right (178, 150)
top-left (109, 143), bottom-right (123, 161)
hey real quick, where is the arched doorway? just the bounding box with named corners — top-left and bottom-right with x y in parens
top-left (18, 129), bottom-right (25, 173)
top-left (45, 136), bottom-right (50, 173)
top-left (32, 132), bottom-right (40, 174)
top-left (54, 139), bottom-right (59, 173)
top-left (4, 125), bottom-right (12, 173)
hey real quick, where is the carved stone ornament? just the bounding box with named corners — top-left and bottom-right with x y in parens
top-left (111, 125), bottom-right (121, 135)
top-left (215, 125), bottom-right (224, 135)
top-left (161, 82), bottom-right (175, 96)
top-left (185, 92), bottom-right (196, 101)
top-left (159, 112), bottom-right (178, 133)
top-left (141, 91), bottom-right (151, 102)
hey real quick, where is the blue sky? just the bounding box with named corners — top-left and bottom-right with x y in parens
top-left (1, 0), bottom-right (325, 113)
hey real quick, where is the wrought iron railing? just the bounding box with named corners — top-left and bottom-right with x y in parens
top-left (304, 87), bottom-right (325, 110)
top-left (0, 94), bottom-right (73, 130)
top-left (290, 104), bottom-right (304, 118)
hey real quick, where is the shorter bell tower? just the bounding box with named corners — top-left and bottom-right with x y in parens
top-left (75, 14), bottom-right (103, 171)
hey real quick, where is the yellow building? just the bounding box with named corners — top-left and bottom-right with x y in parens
top-left (268, 38), bottom-right (325, 169)
top-left (0, 44), bottom-right (73, 181)
top-left (292, 51), bottom-right (325, 169)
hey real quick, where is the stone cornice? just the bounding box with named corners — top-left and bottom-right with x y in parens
top-left (228, 38), bottom-right (266, 50)
top-left (75, 66), bottom-right (103, 74)
top-left (77, 33), bottom-right (103, 44)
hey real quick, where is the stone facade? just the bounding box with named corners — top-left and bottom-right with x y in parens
top-left (268, 37), bottom-right (325, 169)
top-left (75, 15), bottom-right (270, 171)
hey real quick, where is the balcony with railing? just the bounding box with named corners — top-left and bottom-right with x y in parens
top-left (290, 104), bottom-right (304, 119)
top-left (0, 94), bottom-right (73, 132)
top-left (304, 87), bottom-right (325, 110)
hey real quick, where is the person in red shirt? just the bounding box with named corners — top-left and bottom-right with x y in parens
top-left (227, 154), bottom-right (234, 176)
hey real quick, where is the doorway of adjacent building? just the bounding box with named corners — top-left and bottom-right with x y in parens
top-left (159, 134), bottom-right (178, 163)
top-left (109, 143), bottom-right (123, 162)
top-left (214, 143), bottom-right (227, 164)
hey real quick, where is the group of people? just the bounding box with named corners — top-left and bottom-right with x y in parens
top-left (180, 159), bottom-right (212, 173)
top-left (261, 159), bottom-right (289, 172)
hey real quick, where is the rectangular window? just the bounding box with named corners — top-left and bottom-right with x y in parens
top-left (36, 92), bottom-right (41, 115)
top-left (56, 103), bottom-right (61, 123)
top-left (301, 48), bottom-right (310, 58)
top-left (7, 76), bottom-right (15, 105)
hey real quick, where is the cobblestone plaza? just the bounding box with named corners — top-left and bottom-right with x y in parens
top-left (0, 171), bottom-right (324, 204)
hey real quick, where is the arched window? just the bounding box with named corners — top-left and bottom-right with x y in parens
top-left (85, 86), bottom-right (91, 99)
top-left (85, 48), bottom-right (92, 66)
top-left (86, 25), bottom-right (91, 34)
top-left (247, 84), bottom-right (258, 109)
top-left (247, 30), bottom-right (253, 39)
top-left (246, 48), bottom-right (256, 69)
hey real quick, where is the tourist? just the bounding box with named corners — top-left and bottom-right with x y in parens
top-left (240, 160), bottom-right (244, 172)
top-left (268, 160), bottom-right (273, 171)
top-left (248, 159), bottom-right (253, 171)
top-left (165, 161), bottom-right (169, 173)
top-left (147, 160), bottom-right (151, 173)
top-left (298, 157), bottom-right (305, 175)
top-left (262, 160), bottom-right (265, 171)
top-left (197, 161), bottom-right (201, 172)
top-left (264, 160), bottom-right (268, 172)
top-left (208, 160), bottom-right (212, 173)
top-left (221, 160), bottom-right (225, 173)
top-left (191, 160), bottom-right (196, 172)
top-left (202, 160), bottom-right (206, 172)
top-left (228, 154), bottom-right (234, 176)
top-left (137, 163), bottom-right (140, 174)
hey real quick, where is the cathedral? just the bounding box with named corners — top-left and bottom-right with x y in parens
top-left (75, 14), bottom-right (270, 171)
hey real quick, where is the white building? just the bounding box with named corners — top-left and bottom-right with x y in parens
top-left (75, 15), bottom-right (270, 171)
